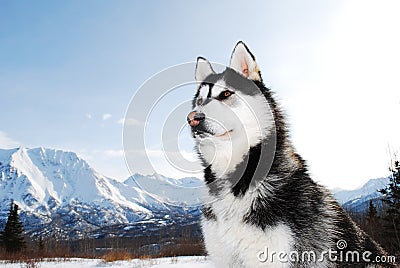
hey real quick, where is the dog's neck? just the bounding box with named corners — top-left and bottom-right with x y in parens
top-left (203, 122), bottom-right (303, 199)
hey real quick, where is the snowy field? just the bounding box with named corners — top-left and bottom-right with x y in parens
top-left (0, 256), bottom-right (215, 268)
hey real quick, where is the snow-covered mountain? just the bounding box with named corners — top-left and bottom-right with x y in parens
top-left (332, 177), bottom-right (389, 211)
top-left (0, 147), bottom-right (203, 239)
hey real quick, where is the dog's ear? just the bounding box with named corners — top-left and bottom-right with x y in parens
top-left (229, 41), bottom-right (261, 81)
top-left (195, 57), bottom-right (215, 82)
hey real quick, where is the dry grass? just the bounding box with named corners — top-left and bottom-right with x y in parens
top-left (0, 233), bottom-right (206, 263)
top-left (137, 254), bottom-right (152, 260)
top-left (158, 241), bottom-right (205, 257)
top-left (101, 250), bottom-right (133, 262)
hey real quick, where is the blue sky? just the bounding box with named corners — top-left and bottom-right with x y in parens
top-left (1, 1), bottom-right (399, 189)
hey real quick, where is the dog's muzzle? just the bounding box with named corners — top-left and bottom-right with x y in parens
top-left (187, 111), bottom-right (205, 127)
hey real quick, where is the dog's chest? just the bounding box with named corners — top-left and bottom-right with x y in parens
top-left (203, 192), bottom-right (294, 267)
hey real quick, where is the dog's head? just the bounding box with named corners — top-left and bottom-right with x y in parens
top-left (188, 42), bottom-right (275, 177)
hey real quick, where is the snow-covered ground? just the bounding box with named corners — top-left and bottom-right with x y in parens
top-left (0, 256), bottom-right (215, 268)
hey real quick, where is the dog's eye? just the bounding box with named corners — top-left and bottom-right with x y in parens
top-left (218, 90), bottom-right (234, 100)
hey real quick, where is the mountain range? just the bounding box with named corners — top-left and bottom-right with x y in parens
top-left (0, 147), bottom-right (202, 239)
top-left (332, 177), bottom-right (388, 212)
top-left (0, 147), bottom-right (389, 239)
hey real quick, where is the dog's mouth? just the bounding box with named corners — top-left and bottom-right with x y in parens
top-left (216, 129), bottom-right (233, 138)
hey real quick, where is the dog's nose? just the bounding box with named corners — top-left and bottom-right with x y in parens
top-left (187, 111), bottom-right (205, 127)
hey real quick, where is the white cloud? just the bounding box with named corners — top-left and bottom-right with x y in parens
top-left (85, 113), bottom-right (92, 119)
top-left (0, 131), bottom-right (21, 149)
top-left (102, 113), bottom-right (112, 121)
top-left (117, 117), bottom-right (143, 126)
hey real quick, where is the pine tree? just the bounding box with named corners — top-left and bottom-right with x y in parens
top-left (379, 160), bottom-right (400, 253)
top-left (0, 202), bottom-right (26, 252)
top-left (367, 199), bottom-right (378, 220)
top-left (365, 199), bottom-right (379, 239)
top-left (38, 235), bottom-right (45, 254)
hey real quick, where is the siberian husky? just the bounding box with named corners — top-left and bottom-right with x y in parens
top-left (187, 42), bottom-right (395, 267)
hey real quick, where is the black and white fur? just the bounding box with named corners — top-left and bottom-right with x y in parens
top-left (189, 42), bottom-right (395, 267)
